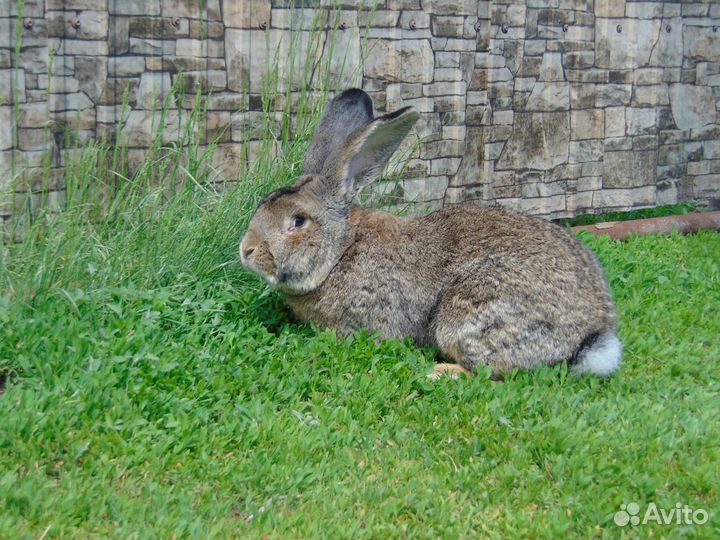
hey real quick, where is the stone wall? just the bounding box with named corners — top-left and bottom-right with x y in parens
top-left (1, 0), bottom-right (719, 228)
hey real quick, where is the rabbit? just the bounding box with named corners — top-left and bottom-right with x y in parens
top-left (240, 88), bottom-right (622, 379)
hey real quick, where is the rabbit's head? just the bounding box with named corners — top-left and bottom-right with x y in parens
top-left (240, 89), bottom-right (418, 294)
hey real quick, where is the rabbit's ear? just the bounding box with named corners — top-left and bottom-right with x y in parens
top-left (303, 89), bottom-right (374, 175)
top-left (328, 106), bottom-right (419, 202)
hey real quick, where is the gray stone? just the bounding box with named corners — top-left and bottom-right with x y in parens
top-left (176, 39), bottom-right (224, 58)
top-left (694, 175), bottom-right (720, 198)
top-left (669, 84), bottom-right (715, 130)
top-left (635, 68), bottom-right (664, 86)
top-left (423, 81), bottom-right (466, 97)
top-left (364, 39), bottom-right (434, 84)
top-left (0, 107), bottom-right (12, 150)
top-left (569, 140), bottom-right (603, 163)
top-left (633, 84), bottom-right (669, 107)
top-left (563, 51), bottom-right (595, 70)
top-left (566, 191), bottom-right (594, 212)
top-left (684, 26), bottom-right (720, 63)
top-left (497, 112), bottom-right (569, 171)
top-left (603, 150), bottom-right (658, 188)
top-left (625, 2), bottom-right (663, 19)
top-left (539, 52), bottom-right (564, 82)
top-left (595, 84), bottom-right (632, 107)
top-left (595, 18), bottom-right (660, 69)
top-left (162, 0), bottom-right (207, 18)
top-left (137, 72), bottom-right (172, 108)
top-left (649, 18), bottom-right (682, 67)
top-left (128, 38), bottom-right (174, 55)
top-left (605, 107), bottom-right (625, 138)
top-left (571, 109), bottom-right (604, 140)
top-left (0, 69), bottom-right (25, 104)
top-left (108, 56), bottom-right (145, 77)
top-left (49, 92), bottom-right (94, 112)
top-left (109, 16), bottom-right (129, 54)
top-left (109, 0), bottom-right (160, 15)
top-left (427, 0), bottom-right (475, 16)
top-left (68, 10), bottom-right (109, 40)
top-left (404, 176), bottom-right (449, 201)
top-left (593, 186), bottom-right (656, 208)
top-left (626, 108), bottom-right (657, 135)
top-left (525, 82), bottom-right (570, 111)
top-left (595, 0), bottom-right (626, 18)
top-left (75, 56), bottom-right (108, 102)
top-left (225, 29), bottom-right (320, 92)
top-left (519, 194), bottom-right (566, 215)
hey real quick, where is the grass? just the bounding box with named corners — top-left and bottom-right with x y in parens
top-left (560, 203), bottom-right (698, 227)
top-left (1, 26), bottom-right (719, 538)
top-left (2, 150), bottom-right (719, 540)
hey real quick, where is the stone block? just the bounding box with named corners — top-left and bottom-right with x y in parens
top-left (176, 38), bottom-right (224, 58)
top-left (525, 82), bottom-right (570, 111)
top-left (161, 0), bottom-right (208, 18)
top-left (364, 39), bottom-right (434, 84)
top-left (137, 72), bottom-right (172, 109)
top-left (625, 108), bottom-right (656, 136)
top-left (109, 16), bottom-right (130, 54)
top-left (633, 84), bottom-right (669, 107)
top-left (431, 15), bottom-right (464, 37)
top-left (423, 81), bottom-right (466, 97)
top-left (109, 0), bottom-right (160, 15)
top-left (430, 157), bottom-right (462, 175)
top-left (571, 109), bottom-right (604, 140)
top-left (595, 18), bottom-right (660, 70)
top-left (225, 29), bottom-right (321, 93)
top-left (593, 185), bottom-right (656, 208)
top-left (538, 51), bottom-right (564, 82)
top-left (605, 107), bottom-right (625, 138)
top-left (684, 26), bottom-right (720, 63)
top-left (0, 69), bottom-right (25, 104)
top-left (595, 84), bottom-right (631, 107)
top-left (569, 140), bottom-right (603, 163)
top-left (223, 0), bottom-right (271, 28)
top-left (566, 190), bottom-right (594, 212)
top-left (649, 18), bottom-right (682, 67)
top-left (0, 107), bottom-right (12, 150)
top-left (108, 56), bottom-right (145, 77)
top-left (75, 56), bottom-right (107, 102)
top-left (520, 194), bottom-right (566, 215)
top-left (693, 175), bottom-right (720, 198)
top-left (603, 150), bottom-right (657, 188)
top-left (128, 38), bottom-right (174, 55)
top-left (404, 176), bottom-right (449, 201)
top-left (497, 112), bottom-right (569, 171)
top-left (669, 84), bottom-right (715, 130)
top-left (595, 0), bottom-right (625, 18)
top-left (563, 51), bottom-right (594, 70)
top-left (49, 93), bottom-right (94, 116)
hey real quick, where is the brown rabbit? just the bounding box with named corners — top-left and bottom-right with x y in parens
top-left (240, 89), bottom-right (622, 379)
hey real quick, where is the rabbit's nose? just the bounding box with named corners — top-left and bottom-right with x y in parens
top-left (243, 246), bottom-right (255, 259)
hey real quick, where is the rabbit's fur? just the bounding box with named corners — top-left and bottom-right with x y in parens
top-left (241, 89), bottom-right (622, 377)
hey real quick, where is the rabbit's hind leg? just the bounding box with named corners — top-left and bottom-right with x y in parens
top-left (430, 269), bottom-right (542, 377)
top-left (428, 362), bottom-right (472, 380)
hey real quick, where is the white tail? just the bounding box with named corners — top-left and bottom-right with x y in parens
top-left (571, 334), bottom-right (623, 377)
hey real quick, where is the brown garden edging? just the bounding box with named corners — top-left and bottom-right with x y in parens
top-left (571, 211), bottom-right (720, 240)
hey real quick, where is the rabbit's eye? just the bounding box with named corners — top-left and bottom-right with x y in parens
top-left (290, 215), bottom-right (307, 230)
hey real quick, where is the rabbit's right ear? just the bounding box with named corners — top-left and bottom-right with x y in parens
top-left (303, 89), bottom-right (374, 175)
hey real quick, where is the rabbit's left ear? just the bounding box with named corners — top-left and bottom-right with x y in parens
top-left (325, 106), bottom-right (419, 203)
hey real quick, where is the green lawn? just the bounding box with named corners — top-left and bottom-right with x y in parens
top-left (2, 196), bottom-right (719, 539)
top-left (1, 100), bottom-right (719, 538)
